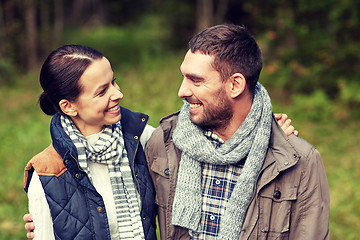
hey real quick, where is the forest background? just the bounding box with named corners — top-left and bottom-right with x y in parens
top-left (0, 0), bottom-right (359, 239)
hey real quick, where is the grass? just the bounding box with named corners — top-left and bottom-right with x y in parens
top-left (0, 50), bottom-right (359, 240)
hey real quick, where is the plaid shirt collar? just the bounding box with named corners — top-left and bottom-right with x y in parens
top-left (203, 129), bottom-right (224, 148)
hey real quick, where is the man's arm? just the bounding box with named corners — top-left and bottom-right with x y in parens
top-left (289, 148), bottom-right (330, 239)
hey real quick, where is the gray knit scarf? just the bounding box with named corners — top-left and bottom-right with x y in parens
top-left (172, 83), bottom-right (272, 240)
top-left (60, 115), bottom-right (145, 240)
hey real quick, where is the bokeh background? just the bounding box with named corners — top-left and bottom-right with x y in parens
top-left (0, 0), bottom-right (359, 239)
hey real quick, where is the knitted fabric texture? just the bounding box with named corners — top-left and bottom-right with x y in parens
top-left (60, 116), bottom-right (145, 240)
top-left (171, 83), bottom-right (272, 239)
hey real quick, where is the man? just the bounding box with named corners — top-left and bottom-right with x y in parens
top-left (144, 24), bottom-right (329, 239)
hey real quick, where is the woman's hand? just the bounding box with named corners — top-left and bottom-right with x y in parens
top-left (23, 213), bottom-right (35, 239)
top-left (275, 113), bottom-right (299, 136)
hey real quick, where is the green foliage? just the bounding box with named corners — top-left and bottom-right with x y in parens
top-left (339, 80), bottom-right (360, 107)
top-left (63, 14), bottom-right (172, 71)
top-left (0, 57), bottom-right (15, 85)
top-left (115, 51), bottom-right (184, 127)
top-left (246, 0), bottom-right (360, 99)
top-left (0, 73), bottom-right (51, 240)
top-left (290, 90), bottom-right (333, 122)
top-left (1, 18), bottom-right (360, 239)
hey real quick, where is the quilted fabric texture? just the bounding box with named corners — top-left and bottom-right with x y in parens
top-left (41, 170), bottom-right (111, 240)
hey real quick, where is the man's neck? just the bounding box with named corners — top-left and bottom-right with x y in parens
top-left (213, 100), bottom-right (252, 142)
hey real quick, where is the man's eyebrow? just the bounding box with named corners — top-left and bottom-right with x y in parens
top-left (185, 73), bottom-right (204, 81)
top-left (180, 67), bottom-right (204, 80)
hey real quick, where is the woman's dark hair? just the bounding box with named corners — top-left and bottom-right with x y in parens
top-left (38, 45), bottom-right (104, 115)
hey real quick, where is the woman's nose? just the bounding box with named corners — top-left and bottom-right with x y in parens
top-left (110, 85), bottom-right (123, 101)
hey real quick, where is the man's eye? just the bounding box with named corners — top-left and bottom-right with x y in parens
top-left (192, 79), bottom-right (201, 85)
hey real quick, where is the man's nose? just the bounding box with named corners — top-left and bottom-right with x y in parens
top-left (178, 79), bottom-right (192, 98)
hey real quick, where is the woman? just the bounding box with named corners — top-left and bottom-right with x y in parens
top-left (23, 45), bottom-right (156, 240)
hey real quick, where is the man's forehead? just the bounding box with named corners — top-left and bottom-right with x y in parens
top-left (180, 50), bottom-right (215, 72)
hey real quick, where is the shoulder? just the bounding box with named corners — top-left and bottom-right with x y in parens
top-left (145, 112), bottom-right (179, 163)
top-left (288, 134), bottom-right (316, 159)
top-left (147, 112), bottom-right (179, 144)
top-left (270, 120), bottom-right (324, 178)
top-left (120, 106), bottom-right (150, 138)
top-left (120, 106), bottom-right (149, 124)
top-left (24, 144), bottom-right (67, 191)
top-left (27, 144), bottom-right (67, 177)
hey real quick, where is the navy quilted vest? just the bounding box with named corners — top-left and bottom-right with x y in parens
top-left (25, 107), bottom-right (156, 240)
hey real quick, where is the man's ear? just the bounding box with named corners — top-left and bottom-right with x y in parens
top-left (229, 73), bottom-right (246, 98)
top-left (59, 99), bottom-right (77, 117)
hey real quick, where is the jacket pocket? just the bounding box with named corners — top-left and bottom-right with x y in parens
top-left (150, 157), bottom-right (170, 208)
top-left (258, 186), bottom-right (297, 239)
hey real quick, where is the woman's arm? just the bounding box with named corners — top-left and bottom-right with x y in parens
top-left (27, 171), bottom-right (55, 240)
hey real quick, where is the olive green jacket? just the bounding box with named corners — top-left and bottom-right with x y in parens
top-left (145, 112), bottom-right (330, 240)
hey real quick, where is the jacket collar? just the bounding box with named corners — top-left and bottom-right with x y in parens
top-left (50, 113), bottom-right (78, 160)
top-left (120, 106), bottom-right (149, 142)
top-left (50, 108), bottom-right (149, 159)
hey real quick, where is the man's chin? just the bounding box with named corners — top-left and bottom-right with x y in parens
top-left (190, 115), bottom-right (201, 126)
top-left (190, 116), bottom-right (208, 129)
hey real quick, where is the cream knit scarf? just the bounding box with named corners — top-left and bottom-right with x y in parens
top-left (171, 83), bottom-right (272, 240)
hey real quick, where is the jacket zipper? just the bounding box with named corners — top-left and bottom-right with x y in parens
top-left (132, 118), bottom-right (149, 209)
top-left (132, 140), bottom-right (141, 199)
top-left (69, 153), bottom-right (91, 180)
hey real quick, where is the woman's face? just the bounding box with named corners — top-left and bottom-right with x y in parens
top-left (69, 57), bottom-right (123, 136)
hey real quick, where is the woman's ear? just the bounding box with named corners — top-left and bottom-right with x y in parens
top-left (59, 99), bottom-right (77, 117)
top-left (230, 73), bottom-right (246, 98)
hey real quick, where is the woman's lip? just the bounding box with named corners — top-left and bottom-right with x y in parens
top-left (107, 105), bottom-right (120, 112)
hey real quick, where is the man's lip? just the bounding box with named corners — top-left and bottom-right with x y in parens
top-left (189, 103), bottom-right (202, 109)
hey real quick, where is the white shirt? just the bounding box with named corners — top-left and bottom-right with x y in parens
top-left (27, 124), bottom-right (154, 240)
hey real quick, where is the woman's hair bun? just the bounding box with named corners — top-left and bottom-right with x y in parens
top-left (39, 92), bottom-right (58, 115)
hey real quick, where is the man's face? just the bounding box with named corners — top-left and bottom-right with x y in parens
top-left (178, 50), bottom-right (233, 130)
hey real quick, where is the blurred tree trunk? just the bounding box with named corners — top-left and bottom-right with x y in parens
top-left (53, 0), bottom-right (64, 47)
top-left (72, 0), bottom-right (85, 26)
top-left (2, 1), bottom-right (15, 58)
top-left (24, 0), bottom-right (38, 70)
top-left (214, 0), bottom-right (228, 24)
top-left (91, 0), bottom-right (105, 24)
top-left (196, 0), bottom-right (229, 33)
top-left (0, 3), bottom-right (5, 58)
top-left (71, 0), bottom-right (105, 27)
top-left (196, 0), bottom-right (213, 33)
top-left (39, 1), bottom-right (50, 56)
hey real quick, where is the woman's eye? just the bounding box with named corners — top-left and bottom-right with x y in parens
top-left (112, 78), bottom-right (117, 85)
top-left (98, 88), bottom-right (106, 96)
